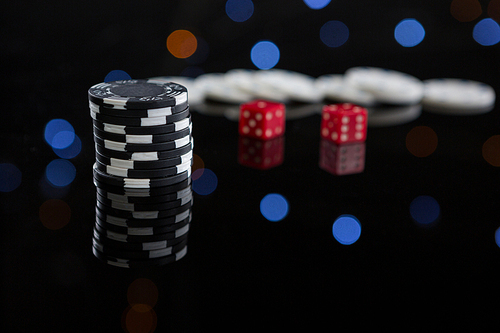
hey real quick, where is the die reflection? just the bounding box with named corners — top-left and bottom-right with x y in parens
top-left (319, 139), bottom-right (365, 176)
top-left (238, 136), bottom-right (285, 170)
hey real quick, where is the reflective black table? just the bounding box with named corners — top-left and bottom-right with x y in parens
top-left (2, 1), bottom-right (500, 331)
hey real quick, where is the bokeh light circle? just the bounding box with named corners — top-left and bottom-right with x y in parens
top-left (482, 135), bottom-right (500, 166)
top-left (127, 278), bottom-right (158, 311)
top-left (303, 0), bottom-right (331, 10)
top-left (39, 199), bottom-right (71, 230)
top-left (0, 163), bottom-right (22, 192)
top-left (52, 134), bottom-right (82, 159)
top-left (44, 119), bottom-right (75, 149)
top-left (320, 20), bottom-right (349, 47)
top-left (332, 215), bottom-right (361, 245)
top-left (410, 195), bottom-right (440, 225)
top-left (191, 154), bottom-right (205, 180)
top-left (260, 193), bottom-right (289, 222)
top-left (495, 227), bottom-right (500, 248)
top-left (394, 19), bottom-right (425, 47)
top-left (104, 70), bottom-right (131, 82)
top-left (488, 0), bottom-right (500, 23)
top-left (250, 41), bottom-right (280, 70)
top-left (122, 305), bottom-right (157, 333)
top-left (45, 159), bottom-right (76, 187)
top-left (450, 0), bottom-right (482, 22)
top-left (473, 18), bottom-right (500, 46)
top-left (226, 0), bottom-right (254, 22)
top-left (406, 126), bottom-right (438, 157)
top-left (167, 30), bottom-right (198, 59)
top-left (192, 168), bottom-right (218, 195)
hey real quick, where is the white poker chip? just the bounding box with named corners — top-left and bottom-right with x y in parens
top-left (194, 73), bottom-right (253, 104)
top-left (149, 76), bottom-right (204, 106)
top-left (422, 78), bottom-right (496, 115)
top-left (367, 104), bottom-right (422, 127)
top-left (315, 74), bottom-right (376, 106)
top-left (224, 69), bottom-right (290, 103)
top-left (253, 69), bottom-right (324, 103)
top-left (344, 67), bottom-right (424, 105)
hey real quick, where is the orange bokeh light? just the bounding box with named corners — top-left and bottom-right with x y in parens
top-left (450, 0), bottom-right (482, 22)
top-left (482, 135), bottom-right (500, 166)
top-left (121, 305), bottom-right (157, 333)
top-left (167, 30), bottom-right (197, 59)
top-left (191, 153), bottom-right (205, 180)
top-left (406, 126), bottom-right (438, 158)
top-left (488, 0), bottom-right (500, 23)
top-left (127, 278), bottom-right (158, 311)
top-left (39, 199), bottom-right (71, 230)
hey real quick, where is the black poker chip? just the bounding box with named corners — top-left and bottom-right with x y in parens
top-left (92, 115), bottom-right (191, 135)
top-left (96, 212), bottom-right (191, 234)
top-left (96, 205), bottom-right (192, 227)
top-left (96, 190), bottom-right (192, 212)
top-left (94, 222), bottom-right (190, 244)
top-left (93, 177), bottom-right (191, 197)
top-left (90, 105), bottom-right (190, 127)
top-left (95, 150), bottom-right (193, 170)
top-left (93, 236), bottom-right (188, 260)
top-left (88, 80), bottom-right (188, 109)
top-left (96, 183), bottom-right (191, 204)
top-left (93, 124), bottom-right (192, 143)
top-left (94, 138), bottom-right (193, 161)
top-left (92, 244), bottom-right (188, 268)
top-left (93, 133), bottom-right (192, 152)
top-left (96, 197), bottom-right (193, 219)
top-left (89, 100), bottom-right (188, 118)
top-left (93, 163), bottom-right (191, 189)
top-left (94, 159), bottom-right (192, 179)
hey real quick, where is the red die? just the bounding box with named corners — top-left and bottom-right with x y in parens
top-left (239, 100), bottom-right (285, 140)
top-left (320, 103), bottom-right (367, 144)
top-left (238, 136), bottom-right (284, 170)
top-left (319, 139), bottom-right (366, 176)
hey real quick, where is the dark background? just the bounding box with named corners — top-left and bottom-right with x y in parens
top-left (2, 0), bottom-right (500, 331)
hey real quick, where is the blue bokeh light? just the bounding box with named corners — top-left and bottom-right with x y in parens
top-left (0, 163), bottom-right (22, 192)
top-left (303, 0), bottom-right (331, 10)
top-left (45, 159), bottom-right (76, 187)
top-left (192, 168), bottom-right (218, 195)
top-left (251, 41), bottom-right (280, 70)
top-left (52, 134), bottom-right (82, 159)
top-left (226, 0), bottom-right (254, 22)
top-left (320, 20), bottom-right (349, 47)
top-left (473, 18), bottom-right (500, 46)
top-left (410, 195), bottom-right (440, 225)
top-left (332, 215), bottom-right (361, 245)
top-left (44, 119), bottom-right (75, 149)
top-left (394, 19), bottom-right (425, 47)
top-left (495, 227), bottom-right (500, 248)
top-left (260, 193), bottom-right (289, 222)
top-left (104, 70), bottom-right (132, 82)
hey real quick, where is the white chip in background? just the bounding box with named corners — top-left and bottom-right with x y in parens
top-left (253, 69), bottom-right (324, 103)
top-left (344, 67), bottom-right (424, 105)
top-left (148, 76), bottom-right (204, 106)
top-left (224, 69), bottom-right (290, 103)
top-left (315, 74), bottom-right (377, 107)
top-left (367, 104), bottom-right (422, 127)
top-left (194, 73), bottom-right (253, 104)
top-left (422, 78), bottom-right (496, 115)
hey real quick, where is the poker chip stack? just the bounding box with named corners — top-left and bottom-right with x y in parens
top-left (88, 79), bottom-right (193, 268)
